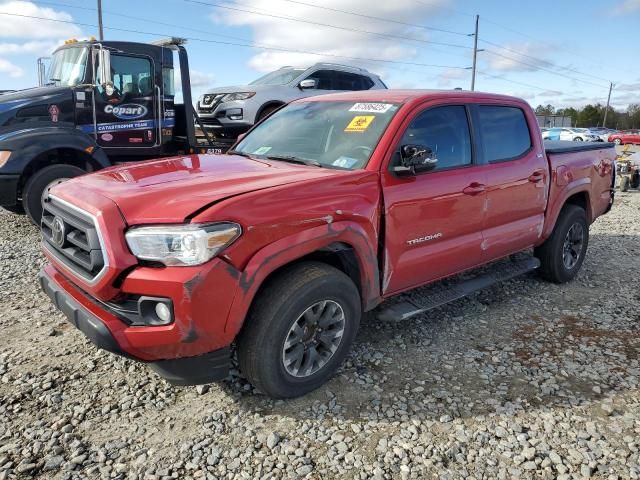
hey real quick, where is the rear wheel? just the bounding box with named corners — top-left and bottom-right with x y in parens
top-left (535, 204), bottom-right (589, 283)
top-left (613, 138), bottom-right (622, 145)
top-left (573, 137), bottom-right (583, 142)
top-left (237, 262), bottom-right (361, 398)
top-left (23, 164), bottom-right (85, 225)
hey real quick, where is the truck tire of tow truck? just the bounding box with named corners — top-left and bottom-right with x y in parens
top-left (23, 164), bottom-right (85, 225)
top-left (237, 262), bottom-right (361, 399)
top-left (534, 204), bottom-right (589, 284)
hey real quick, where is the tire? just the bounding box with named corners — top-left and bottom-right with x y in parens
top-left (573, 137), bottom-right (583, 142)
top-left (535, 204), bottom-right (589, 283)
top-left (23, 164), bottom-right (85, 225)
top-left (256, 105), bottom-right (281, 122)
top-left (237, 262), bottom-right (361, 398)
top-left (613, 138), bottom-right (622, 145)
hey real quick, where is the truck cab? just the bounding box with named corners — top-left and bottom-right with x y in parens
top-left (0, 38), bottom-right (224, 224)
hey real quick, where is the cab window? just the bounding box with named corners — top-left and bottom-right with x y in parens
top-left (397, 105), bottom-right (472, 171)
top-left (478, 106), bottom-right (532, 162)
top-left (96, 54), bottom-right (153, 99)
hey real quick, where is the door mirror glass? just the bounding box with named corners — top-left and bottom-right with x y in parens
top-left (393, 144), bottom-right (438, 175)
top-left (98, 48), bottom-right (113, 95)
top-left (298, 78), bottom-right (317, 89)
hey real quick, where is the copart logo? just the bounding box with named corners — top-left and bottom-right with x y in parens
top-left (105, 103), bottom-right (148, 120)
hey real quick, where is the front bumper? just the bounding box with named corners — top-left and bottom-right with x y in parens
top-left (0, 174), bottom-right (19, 206)
top-left (39, 264), bottom-right (236, 385)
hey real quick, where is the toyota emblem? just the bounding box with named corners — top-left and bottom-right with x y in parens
top-left (51, 216), bottom-right (66, 247)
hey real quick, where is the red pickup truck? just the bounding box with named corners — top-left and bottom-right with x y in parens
top-left (38, 90), bottom-right (615, 398)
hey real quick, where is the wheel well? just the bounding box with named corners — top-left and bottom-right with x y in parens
top-left (250, 242), bottom-right (364, 308)
top-left (564, 191), bottom-right (591, 222)
top-left (256, 102), bottom-right (285, 122)
top-left (18, 148), bottom-right (99, 198)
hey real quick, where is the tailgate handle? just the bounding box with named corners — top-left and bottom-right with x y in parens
top-left (528, 170), bottom-right (545, 182)
top-left (463, 182), bottom-right (486, 195)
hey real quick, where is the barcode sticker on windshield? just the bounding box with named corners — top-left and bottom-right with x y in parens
top-left (349, 103), bottom-right (393, 114)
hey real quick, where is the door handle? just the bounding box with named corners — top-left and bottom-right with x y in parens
top-left (528, 170), bottom-right (545, 183)
top-left (463, 182), bottom-right (486, 195)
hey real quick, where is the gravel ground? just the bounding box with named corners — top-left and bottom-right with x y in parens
top-left (1, 190), bottom-right (639, 480)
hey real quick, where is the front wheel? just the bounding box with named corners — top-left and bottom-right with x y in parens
top-left (535, 204), bottom-right (589, 283)
top-left (613, 138), bottom-right (622, 145)
top-left (573, 137), bottom-right (583, 142)
top-left (238, 262), bottom-right (361, 398)
top-left (23, 164), bottom-right (85, 225)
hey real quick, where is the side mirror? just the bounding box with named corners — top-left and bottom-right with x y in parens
top-left (236, 132), bottom-right (247, 142)
top-left (98, 48), bottom-right (113, 95)
top-left (298, 79), bottom-right (317, 90)
top-left (392, 144), bottom-right (438, 176)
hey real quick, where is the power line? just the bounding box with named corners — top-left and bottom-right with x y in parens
top-left (482, 49), bottom-right (610, 89)
top-left (274, 0), bottom-right (469, 37)
top-left (184, 0), bottom-right (473, 50)
top-left (0, 11), bottom-right (471, 71)
top-left (479, 38), bottom-right (612, 84)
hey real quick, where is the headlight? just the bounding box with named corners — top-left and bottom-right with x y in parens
top-left (0, 151), bottom-right (11, 168)
top-left (125, 223), bottom-right (241, 266)
top-left (221, 92), bottom-right (255, 102)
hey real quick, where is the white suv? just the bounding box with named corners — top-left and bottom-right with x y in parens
top-left (196, 63), bottom-right (387, 138)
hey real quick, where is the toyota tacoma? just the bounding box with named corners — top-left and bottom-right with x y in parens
top-left (39, 90), bottom-right (615, 398)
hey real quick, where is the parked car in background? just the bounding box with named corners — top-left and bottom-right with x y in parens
top-left (608, 129), bottom-right (640, 145)
top-left (588, 127), bottom-right (617, 142)
top-left (542, 127), bottom-right (599, 142)
top-left (196, 63), bottom-right (387, 138)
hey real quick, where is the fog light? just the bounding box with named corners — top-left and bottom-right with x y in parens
top-left (137, 297), bottom-right (174, 326)
top-left (226, 108), bottom-right (243, 120)
top-left (155, 302), bottom-right (171, 323)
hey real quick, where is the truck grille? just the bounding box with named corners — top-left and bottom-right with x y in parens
top-left (41, 196), bottom-right (106, 283)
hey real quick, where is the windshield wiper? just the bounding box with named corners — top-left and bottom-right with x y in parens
top-left (266, 155), bottom-right (323, 168)
top-left (227, 150), bottom-right (253, 158)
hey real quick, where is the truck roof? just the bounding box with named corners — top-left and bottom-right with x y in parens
top-left (297, 89), bottom-right (526, 105)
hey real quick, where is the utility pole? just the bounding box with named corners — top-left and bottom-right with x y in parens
top-left (603, 82), bottom-right (614, 128)
top-left (470, 15), bottom-right (479, 91)
top-left (97, 0), bottom-right (104, 41)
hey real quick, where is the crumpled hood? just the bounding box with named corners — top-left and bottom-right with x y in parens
top-left (52, 154), bottom-right (346, 224)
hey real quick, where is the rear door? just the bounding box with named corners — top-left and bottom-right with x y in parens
top-left (476, 104), bottom-right (548, 261)
top-left (381, 103), bottom-right (487, 295)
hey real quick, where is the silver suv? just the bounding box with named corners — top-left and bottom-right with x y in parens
top-left (196, 63), bottom-right (387, 137)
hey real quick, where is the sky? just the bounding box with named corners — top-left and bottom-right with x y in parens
top-left (0, 0), bottom-right (638, 110)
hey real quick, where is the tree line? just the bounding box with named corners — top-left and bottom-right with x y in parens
top-left (534, 103), bottom-right (640, 129)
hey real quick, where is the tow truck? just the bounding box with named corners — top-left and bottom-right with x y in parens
top-left (0, 37), bottom-right (230, 223)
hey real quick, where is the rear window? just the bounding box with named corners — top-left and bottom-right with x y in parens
top-left (478, 106), bottom-right (532, 162)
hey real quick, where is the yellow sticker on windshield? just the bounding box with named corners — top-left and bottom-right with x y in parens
top-left (345, 115), bottom-right (375, 133)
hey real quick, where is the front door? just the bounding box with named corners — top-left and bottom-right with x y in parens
top-left (477, 104), bottom-right (548, 261)
top-left (93, 52), bottom-right (158, 149)
top-left (381, 104), bottom-right (487, 295)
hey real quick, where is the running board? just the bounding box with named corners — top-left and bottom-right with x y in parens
top-left (375, 256), bottom-right (540, 322)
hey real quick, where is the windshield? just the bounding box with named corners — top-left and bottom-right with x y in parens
top-left (48, 47), bottom-right (88, 86)
top-left (249, 68), bottom-right (306, 86)
top-left (234, 100), bottom-right (401, 169)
